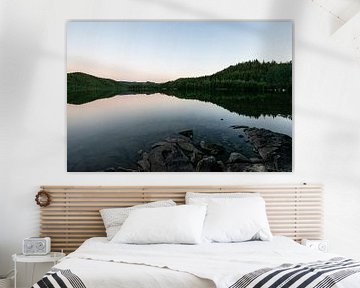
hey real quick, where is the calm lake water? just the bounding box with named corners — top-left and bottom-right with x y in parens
top-left (67, 93), bottom-right (292, 172)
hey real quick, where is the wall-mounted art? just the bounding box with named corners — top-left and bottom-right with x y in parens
top-left (67, 21), bottom-right (292, 172)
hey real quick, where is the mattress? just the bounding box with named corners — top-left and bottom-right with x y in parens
top-left (36, 236), bottom-right (360, 288)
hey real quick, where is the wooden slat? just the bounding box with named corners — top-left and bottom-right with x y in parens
top-left (39, 184), bottom-right (323, 253)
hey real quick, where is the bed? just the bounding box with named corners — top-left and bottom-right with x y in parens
top-left (33, 185), bottom-right (360, 288)
top-left (33, 236), bottom-right (360, 288)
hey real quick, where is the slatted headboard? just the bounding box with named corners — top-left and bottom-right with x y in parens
top-left (39, 184), bottom-right (323, 253)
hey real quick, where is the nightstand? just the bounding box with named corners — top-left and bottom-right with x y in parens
top-left (301, 239), bottom-right (328, 252)
top-left (12, 252), bottom-right (65, 288)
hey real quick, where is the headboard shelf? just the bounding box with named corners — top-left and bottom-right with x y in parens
top-left (39, 184), bottom-right (323, 253)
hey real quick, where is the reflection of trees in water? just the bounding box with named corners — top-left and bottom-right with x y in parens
top-left (68, 88), bottom-right (144, 105)
top-left (69, 88), bottom-right (292, 119)
top-left (163, 90), bottom-right (292, 119)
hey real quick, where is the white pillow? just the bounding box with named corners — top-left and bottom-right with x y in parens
top-left (100, 200), bottom-right (176, 240)
top-left (186, 192), bottom-right (259, 205)
top-left (111, 205), bottom-right (207, 244)
top-left (202, 197), bottom-right (272, 243)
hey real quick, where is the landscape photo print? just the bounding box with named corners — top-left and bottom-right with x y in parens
top-left (67, 21), bottom-right (292, 172)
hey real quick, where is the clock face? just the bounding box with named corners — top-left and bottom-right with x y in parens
top-left (26, 242), bottom-right (33, 249)
top-left (36, 241), bottom-right (45, 250)
top-left (318, 242), bottom-right (327, 252)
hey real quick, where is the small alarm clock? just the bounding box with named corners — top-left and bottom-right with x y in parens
top-left (301, 239), bottom-right (328, 252)
top-left (23, 237), bottom-right (51, 255)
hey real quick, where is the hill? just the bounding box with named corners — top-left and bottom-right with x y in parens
top-left (67, 72), bottom-right (159, 104)
top-left (161, 60), bottom-right (291, 93)
top-left (67, 60), bottom-right (292, 104)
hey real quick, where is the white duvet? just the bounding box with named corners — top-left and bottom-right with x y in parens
top-left (54, 237), bottom-right (360, 288)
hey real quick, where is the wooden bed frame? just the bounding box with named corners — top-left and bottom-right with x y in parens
top-left (39, 184), bottom-right (323, 253)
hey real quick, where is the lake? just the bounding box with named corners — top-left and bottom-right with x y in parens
top-left (67, 93), bottom-right (292, 172)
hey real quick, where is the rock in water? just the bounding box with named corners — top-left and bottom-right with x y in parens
top-left (230, 125), bottom-right (249, 129)
top-left (227, 152), bottom-right (250, 163)
top-left (196, 156), bottom-right (224, 172)
top-left (166, 148), bottom-right (194, 172)
top-left (244, 128), bottom-right (292, 172)
top-left (258, 146), bottom-right (278, 159)
top-left (140, 141), bottom-right (194, 172)
top-left (151, 141), bottom-right (169, 149)
top-left (178, 129), bottom-right (193, 139)
top-left (177, 139), bottom-right (195, 152)
top-left (117, 166), bottom-right (137, 172)
top-left (244, 164), bottom-right (267, 172)
top-left (190, 150), bottom-right (203, 164)
top-left (226, 163), bottom-right (267, 172)
top-left (216, 160), bottom-right (226, 171)
top-left (137, 159), bottom-right (150, 172)
top-left (249, 157), bottom-right (263, 164)
top-left (199, 141), bottom-right (224, 155)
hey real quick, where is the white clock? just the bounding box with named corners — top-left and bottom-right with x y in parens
top-left (22, 237), bottom-right (51, 255)
top-left (301, 239), bottom-right (328, 252)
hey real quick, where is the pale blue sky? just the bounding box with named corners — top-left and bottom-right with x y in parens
top-left (67, 21), bottom-right (292, 82)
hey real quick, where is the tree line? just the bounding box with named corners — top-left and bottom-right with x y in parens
top-left (67, 60), bottom-right (292, 104)
top-left (161, 60), bottom-right (291, 93)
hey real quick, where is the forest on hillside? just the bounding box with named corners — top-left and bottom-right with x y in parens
top-left (162, 60), bottom-right (292, 93)
top-left (67, 60), bottom-right (292, 105)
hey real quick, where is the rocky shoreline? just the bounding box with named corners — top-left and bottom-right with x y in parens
top-left (244, 127), bottom-right (292, 171)
top-left (117, 126), bottom-right (292, 172)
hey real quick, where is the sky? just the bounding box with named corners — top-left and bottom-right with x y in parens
top-left (67, 21), bottom-right (292, 83)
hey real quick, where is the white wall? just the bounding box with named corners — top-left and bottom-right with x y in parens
top-left (1, 0), bottom-right (360, 286)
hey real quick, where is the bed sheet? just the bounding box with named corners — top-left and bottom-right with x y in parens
top-left (51, 236), bottom-right (360, 288)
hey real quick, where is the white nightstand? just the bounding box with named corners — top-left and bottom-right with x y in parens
top-left (12, 252), bottom-right (65, 288)
top-left (301, 239), bottom-right (328, 252)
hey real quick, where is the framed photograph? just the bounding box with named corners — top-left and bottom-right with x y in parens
top-left (67, 21), bottom-right (292, 172)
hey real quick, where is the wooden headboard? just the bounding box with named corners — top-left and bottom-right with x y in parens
top-left (39, 184), bottom-right (323, 253)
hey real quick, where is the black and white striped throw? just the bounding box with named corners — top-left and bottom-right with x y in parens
top-left (32, 268), bottom-right (86, 288)
top-left (229, 257), bottom-right (360, 288)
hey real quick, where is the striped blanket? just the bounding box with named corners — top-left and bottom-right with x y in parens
top-left (230, 258), bottom-right (360, 288)
top-left (32, 258), bottom-right (360, 288)
top-left (32, 268), bottom-right (86, 288)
